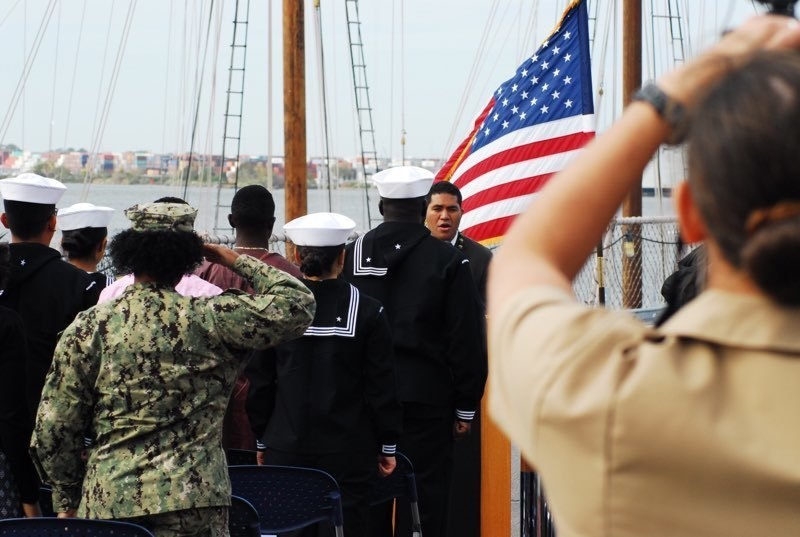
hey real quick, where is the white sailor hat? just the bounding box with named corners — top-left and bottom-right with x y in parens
top-left (58, 203), bottom-right (114, 231)
top-left (284, 212), bottom-right (356, 246)
top-left (0, 173), bottom-right (67, 205)
top-left (372, 166), bottom-right (434, 199)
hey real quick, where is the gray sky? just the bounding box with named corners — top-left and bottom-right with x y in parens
top-left (0, 0), bottom-right (764, 162)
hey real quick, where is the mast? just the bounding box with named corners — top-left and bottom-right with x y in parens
top-left (284, 0), bottom-right (307, 226)
top-left (621, 0), bottom-right (643, 308)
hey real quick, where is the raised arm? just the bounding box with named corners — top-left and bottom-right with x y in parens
top-left (488, 15), bottom-right (800, 321)
top-left (203, 245), bottom-right (315, 350)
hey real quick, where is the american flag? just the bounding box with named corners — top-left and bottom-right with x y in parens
top-left (435, 0), bottom-right (595, 246)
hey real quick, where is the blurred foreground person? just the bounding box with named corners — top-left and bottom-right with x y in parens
top-left (31, 201), bottom-right (315, 536)
top-left (58, 202), bottom-right (115, 291)
top-left (251, 212), bottom-right (401, 537)
top-left (489, 17), bottom-right (800, 537)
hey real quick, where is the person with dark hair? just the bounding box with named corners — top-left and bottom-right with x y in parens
top-left (488, 17), bottom-right (800, 537)
top-left (424, 180), bottom-right (491, 537)
top-left (195, 185), bottom-right (301, 450)
top-left (0, 242), bottom-right (40, 518)
top-left (98, 197), bottom-right (222, 303)
top-left (196, 185), bottom-right (300, 290)
top-left (30, 201), bottom-right (315, 535)
top-left (0, 173), bottom-right (96, 456)
top-left (249, 212), bottom-right (401, 537)
top-left (341, 166), bottom-right (486, 537)
top-left (425, 181), bottom-right (493, 301)
top-left (657, 243), bottom-right (707, 325)
top-left (58, 203), bottom-right (115, 294)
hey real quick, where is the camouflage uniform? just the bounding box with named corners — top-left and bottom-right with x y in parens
top-left (30, 255), bottom-right (315, 524)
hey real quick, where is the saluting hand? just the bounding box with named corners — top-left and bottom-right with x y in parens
top-left (202, 243), bottom-right (240, 268)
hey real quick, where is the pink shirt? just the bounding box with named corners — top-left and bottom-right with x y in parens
top-left (98, 274), bottom-right (223, 303)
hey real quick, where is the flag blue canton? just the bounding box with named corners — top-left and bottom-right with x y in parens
top-left (472, 7), bottom-right (593, 152)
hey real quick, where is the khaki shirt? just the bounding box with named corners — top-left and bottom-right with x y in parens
top-left (489, 287), bottom-right (800, 537)
top-left (31, 255), bottom-right (315, 519)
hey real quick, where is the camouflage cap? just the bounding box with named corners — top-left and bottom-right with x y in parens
top-left (124, 202), bottom-right (197, 232)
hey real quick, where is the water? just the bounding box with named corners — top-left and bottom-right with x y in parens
top-left (57, 182), bottom-right (676, 238)
top-left (58, 183), bottom-right (379, 237)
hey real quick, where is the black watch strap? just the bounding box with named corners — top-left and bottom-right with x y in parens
top-left (632, 83), bottom-right (688, 145)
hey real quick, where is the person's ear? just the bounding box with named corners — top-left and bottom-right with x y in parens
top-left (97, 237), bottom-right (108, 260)
top-left (292, 247), bottom-right (301, 265)
top-left (675, 181), bottom-right (706, 244)
top-left (228, 214), bottom-right (236, 228)
top-left (334, 249), bottom-right (346, 276)
top-left (378, 200), bottom-right (384, 216)
top-left (0, 213), bottom-right (8, 229)
top-left (47, 214), bottom-right (57, 232)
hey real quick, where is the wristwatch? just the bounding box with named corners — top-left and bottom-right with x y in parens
top-left (632, 83), bottom-right (688, 145)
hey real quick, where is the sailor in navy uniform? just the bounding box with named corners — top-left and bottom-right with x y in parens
top-left (0, 174), bottom-right (98, 419)
top-left (249, 212), bottom-right (402, 537)
top-left (58, 202), bottom-right (115, 295)
top-left (425, 180), bottom-right (492, 537)
top-left (341, 167), bottom-right (487, 537)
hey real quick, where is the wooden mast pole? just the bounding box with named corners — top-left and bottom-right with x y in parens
top-left (284, 0), bottom-right (307, 230)
top-left (622, 0), bottom-right (643, 308)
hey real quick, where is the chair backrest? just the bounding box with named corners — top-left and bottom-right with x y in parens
top-left (370, 452), bottom-right (419, 505)
top-left (225, 449), bottom-right (259, 466)
top-left (228, 465), bottom-right (344, 535)
top-left (0, 518), bottom-right (155, 537)
top-left (228, 495), bottom-right (261, 537)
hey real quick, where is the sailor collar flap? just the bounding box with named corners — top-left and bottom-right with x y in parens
top-left (351, 222), bottom-right (429, 277)
top-left (303, 281), bottom-right (360, 338)
top-left (658, 289), bottom-right (800, 354)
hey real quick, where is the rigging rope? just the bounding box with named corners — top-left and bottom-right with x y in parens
top-left (61, 0), bottom-right (87, 153)
top-left (196, 0), bottom-right (224, 228)
top-left (48, 1), bottom-right (60, 152)
top-left (0, 0), bottom-right (57, 147)
top-left (400, 0), bottom-right (406, 164)
top-left (160, 0), bottom-right (175, 156)
top-left (313, 0), bottom-right (334, 210)
top-left (0, 0), bottom-right (24, 30)
top-left (82, 0), bottom-right (117, 185)
top-left (182, 0), bottom-right (216, 200)
top-left (82, 0), bottom-right (138, 200)
top-left (440, 0), bottom-right (501, 162)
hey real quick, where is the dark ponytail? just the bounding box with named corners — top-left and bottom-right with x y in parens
top-left (61, 227), bottom-right (108, 261)
top-left (741, 216), bottom-right (800, 305)
top-left (687, 51), bottom-right (800, 306)
top-left (296, 245), bottom-right (343, 278)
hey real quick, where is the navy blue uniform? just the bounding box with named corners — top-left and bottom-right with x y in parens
top-left (0, 243), bottom-right (97, 415)
top-left (249, 278), bottom-right (402, 537)
top-left (342, 221), bottom-right (486, 537)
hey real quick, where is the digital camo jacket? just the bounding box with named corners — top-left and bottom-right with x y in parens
top-left (30, 254), bottom-right (315, 519)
